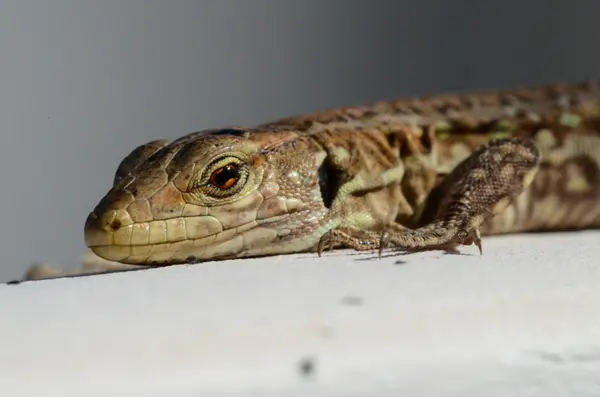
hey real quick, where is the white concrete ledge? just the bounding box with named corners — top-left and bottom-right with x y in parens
top-left (2, 231), bottom-right (600, 397)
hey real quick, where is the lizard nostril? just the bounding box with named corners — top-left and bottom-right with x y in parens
top-left (109, 219), bottom-right (122, 231)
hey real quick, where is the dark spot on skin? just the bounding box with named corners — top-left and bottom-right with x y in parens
top-left (587, 116), bottom-right (600, 132)
top-left (185, 256), bottom-right (197, 263)
top-left (396, 104), bottom-right (415, 115)
top-left (432, 102), bottom-right (454, 114)
top-left (298, 356), bottom-right (316, 379)
top-left (109, 219), bottom-right (122, 231)
top-left (500, 94), bottom-right (520, 107)
top-left (361, 109), bottom-right (379, 118)
top-left (406, 105), bottom-right (422, 114)
top-left (386, 132), bottom-right (398, 149)
top-left (146, 147), bottom-right (170, 163)
top-left (419, 131), bottom-right (433, 153)
top-left (296, 119), bottom-right (313, 130)
top-left (341, 296), bottom-right (363, 306)
top-left (209, 128), bottom-right (248, 137)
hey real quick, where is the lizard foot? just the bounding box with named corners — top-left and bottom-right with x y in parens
top-left (317, 228), bottom-right (381, 256)
top-left (378, 222), bottom-right (483, 256)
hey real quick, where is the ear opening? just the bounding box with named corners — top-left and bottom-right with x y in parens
top-left (317, 155), bottom-right (344, 209)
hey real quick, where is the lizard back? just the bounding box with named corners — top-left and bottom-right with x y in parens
top-left (260, 79), bottom-right (600, 234)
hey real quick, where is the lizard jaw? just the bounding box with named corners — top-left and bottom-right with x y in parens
top-left (83, 188), bottom-right (327, 265)
top-left (84, 209), bottom-right (278, 265)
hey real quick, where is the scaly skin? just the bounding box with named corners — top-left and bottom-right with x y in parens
top-left (25, 79), bottom-right (600, 279)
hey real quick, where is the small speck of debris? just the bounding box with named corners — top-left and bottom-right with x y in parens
top-left (341, 296), bottom-right (363, 306)
top-left (532, 352), bottom-right (565, 364)
top-left (298, 356), bottom-right (316, 379)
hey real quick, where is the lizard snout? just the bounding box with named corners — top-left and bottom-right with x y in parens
top-left (84, 208), bottom-right (130, 248)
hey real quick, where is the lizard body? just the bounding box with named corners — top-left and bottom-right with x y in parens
top-left (25, 79), bottom-right (600, 279)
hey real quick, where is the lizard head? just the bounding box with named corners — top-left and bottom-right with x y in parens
top-left (84, 127), bottom-right (329, 265)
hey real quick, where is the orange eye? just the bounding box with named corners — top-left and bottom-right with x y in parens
top-left (209, 163), bottom-right (240, 190)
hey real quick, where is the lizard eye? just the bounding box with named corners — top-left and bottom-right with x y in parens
top-left (209, 163), bottom-right (240, 190)
top-left (198, 156), bottom-right (250, 198)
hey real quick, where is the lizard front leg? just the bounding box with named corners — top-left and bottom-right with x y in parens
top-left (319, 138), bottom-right (540, 255)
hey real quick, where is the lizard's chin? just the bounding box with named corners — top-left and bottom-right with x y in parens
top-left (87, 228), bottom-right (275, 265)
top-left (86, 237), bottom-right (242, 265)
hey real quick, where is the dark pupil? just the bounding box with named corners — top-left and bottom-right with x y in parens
top-left (215, 164), bottom-right (239, 186)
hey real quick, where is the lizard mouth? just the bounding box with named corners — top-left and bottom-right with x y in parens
top-left (84, 210), bottom-right (273, 265)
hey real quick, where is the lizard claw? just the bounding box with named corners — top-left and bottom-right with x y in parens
top-left (474, 228), bottom-right (483, 255)
top-left (457, 227), bottom-right (483, 255)
top-left (317, 235), bottom-right (326, 257)
top-left (317, 230), bottom-right (335, 257)
top-left (378, 231), bottom-right (389, 258)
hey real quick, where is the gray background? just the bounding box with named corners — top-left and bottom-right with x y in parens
top-left (0, 0), bottom-right (598, 281)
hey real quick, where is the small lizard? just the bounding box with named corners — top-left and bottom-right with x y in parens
top-left (25, 79), bottom-right (600, 279)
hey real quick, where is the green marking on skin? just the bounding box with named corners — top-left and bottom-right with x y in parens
top-left (488, 130), bottom-right (513, 140)
top-left (346, 212), bottom-right (375, 228)
top-left (435, 121), bottom-right (452, 138)
top-left (331, 147), bottom-right (350, 162)
top-left (493, 119), bottom-right (515, 131)
top-left (559, 112), bottom-right (581, 128)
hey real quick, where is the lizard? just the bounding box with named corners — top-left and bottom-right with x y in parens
top-left (24, 79), bottom-right (600, 280)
